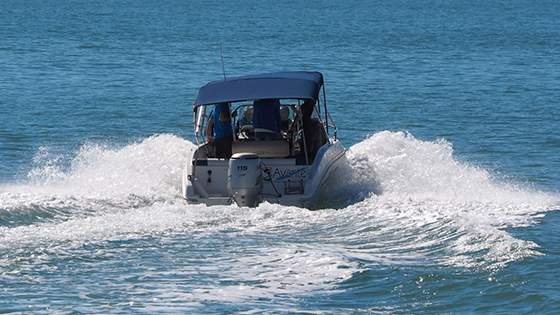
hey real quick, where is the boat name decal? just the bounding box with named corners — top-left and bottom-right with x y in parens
top-left (270, 167), bottom-right (307, 180)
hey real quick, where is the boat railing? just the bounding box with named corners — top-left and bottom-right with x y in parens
top-left (325, 108), bottom-right (338, 141)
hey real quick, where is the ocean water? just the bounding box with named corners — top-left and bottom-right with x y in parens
top-left (1, 0), bottom-right (560, 313)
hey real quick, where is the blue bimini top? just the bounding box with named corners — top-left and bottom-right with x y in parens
top-left (194, 71), bottom-right (324, 107)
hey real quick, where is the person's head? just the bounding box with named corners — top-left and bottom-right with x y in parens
top-left (217, 102), bottom-right (229, 113)
top-left (301, 99), bottom-right (315, 120)
top-left (280, 106), bottom-right (290, 121)
top-left (243, 106), bottom-right (253, 121)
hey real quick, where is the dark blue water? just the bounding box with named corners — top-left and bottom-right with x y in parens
top-left (1, 0), bottom-right (560, 313)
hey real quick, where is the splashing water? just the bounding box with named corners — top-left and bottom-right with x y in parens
top-left (1, 131), bottom-right (559, 309)
top-left (325, 131), bottom-right (559, 269)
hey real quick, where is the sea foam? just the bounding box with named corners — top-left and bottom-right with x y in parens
top-left (1, 132), bottom-right (559, 274)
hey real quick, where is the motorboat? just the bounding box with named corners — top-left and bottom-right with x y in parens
top-left (182, 71), bottom-right (346, 207)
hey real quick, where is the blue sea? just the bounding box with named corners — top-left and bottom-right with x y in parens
top-left (1, 0), bottom-right (560, 313)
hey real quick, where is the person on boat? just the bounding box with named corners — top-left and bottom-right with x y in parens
top-left (239, 106), bottom-right (253, 127)
top-left (205, 102), bottom-right (233, 158)
top-left (235, 106), bottom-right (255, 139)
top-left (252, 99), bottom-right (282, 141)
top-left (294, 99), bottom-right (327, 162)
top-left (280, 105), bottom-right (293, 133)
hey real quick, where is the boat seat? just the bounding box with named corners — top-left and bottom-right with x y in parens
top-left (232, 140), bottom-right (290, 158)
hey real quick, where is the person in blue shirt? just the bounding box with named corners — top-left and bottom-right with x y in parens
top-left (205, 102), bottom-right (233, 158)
top-left (252, 99), bottom-right (282, 141)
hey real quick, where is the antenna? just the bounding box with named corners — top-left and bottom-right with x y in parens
top-left (219, 44), bottom-right (227, 80)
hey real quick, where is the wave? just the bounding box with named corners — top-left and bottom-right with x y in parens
top-left (3, 131), bottom-right (556, 210)
top-left (332, 131), bottom-right (557, 204)
top-left (1, 131), bottom-right (559, 279)
top-left (0, 134), bottom-right (193, 215)
top-left (322, 131), bottom-right (559, 270)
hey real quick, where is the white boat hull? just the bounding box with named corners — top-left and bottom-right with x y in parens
top-left (182, 139), bottom-right (345, 207)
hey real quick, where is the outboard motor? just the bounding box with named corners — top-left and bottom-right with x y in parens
top-left (228, 153), bottom-right (263, 207)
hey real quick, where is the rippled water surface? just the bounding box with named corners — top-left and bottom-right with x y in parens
top-left (1, 0), bottom-right (560, 313)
